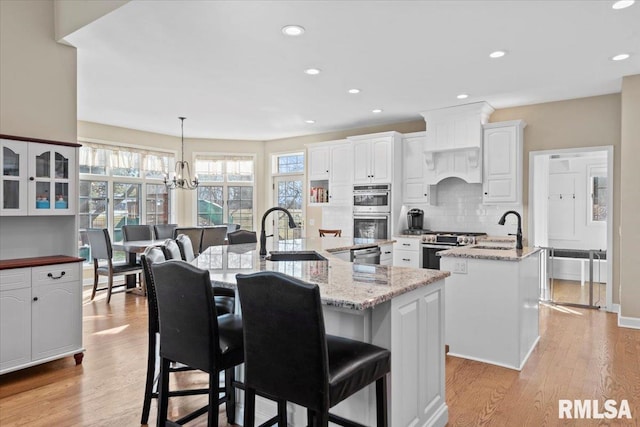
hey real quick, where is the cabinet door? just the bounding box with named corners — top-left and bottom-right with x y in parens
top-left (28, 143), bottom-right (76, 216)
top-left (483, 125), bottom-right (519, 204)
top-left (329, 144), bottom-right (353, 205)
top-left (31, 264), bottom-right (82, 361)
top-left (0, 139), bottom-right (29, 215)
top-left (0, 268), bottom-right (31, 372)
top-left (370, 139), bottom-right (392, 183)
top-left (308, 146), bottom-right (330, 180)
top-left (402, 134), bottom-right (430, 204)
top-left (352, 141), bottom-right (371, 184)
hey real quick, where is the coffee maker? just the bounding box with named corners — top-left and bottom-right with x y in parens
top-left (407, 208), bottom-right (424, 230)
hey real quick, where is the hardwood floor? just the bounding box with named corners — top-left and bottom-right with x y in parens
top-left (1, 286), bottom-right (639, 426)
top-left (550, 278), bottom-right (607, 307)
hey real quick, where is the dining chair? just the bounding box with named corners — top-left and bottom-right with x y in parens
top-left (175, 234), bottom-right (197, 262)
top-left (227, 229), bottom-right (257, 244)
top-left (122, 224), bottom-right (154, 241)
top-left (236, 271), bottom-right (391, 427)
top-left (201, 226), bottom-right (228, 251)
top-left (223, 223), bottom-right (241, 234)
top-left (319, 229), bottom-right (342, 237)
top-left (152, 260), bottom-right (244, 427)
top-left (161, 238), bottom-right (182, 260)
top-left (154, 224), bottom-right (178, 239)
top-left (86, 228), bottom-right (143, 303)
top-left (173, 227), bottom-right (204, 256)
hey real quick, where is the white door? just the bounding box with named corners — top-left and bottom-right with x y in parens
top-left (0, 139), bottom-right (29, 216)
top-left (329, 144), bottom-right (353, 205)
top-left (0, 268), bottom-right (31, 372)
top-left (352, 141), bottom-right (371, 184)
top-left (370, 139), bottom-right (392, 183)
top-left (274, 175), bottom-right (304, 241)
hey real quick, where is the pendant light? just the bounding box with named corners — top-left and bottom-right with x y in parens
top-left (164, 117), bottom-right (198, 190)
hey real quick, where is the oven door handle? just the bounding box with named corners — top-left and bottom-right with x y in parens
top-left (353, 215), bottom-right (390, 220)
top-left (353, 192), bottom-right (390, 197)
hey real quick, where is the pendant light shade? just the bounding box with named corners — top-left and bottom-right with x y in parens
top-left (164, 117), bottom-right (198, 190)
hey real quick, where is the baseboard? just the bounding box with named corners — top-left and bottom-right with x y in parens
top-left (609, 303), bottom-right (620, 314)
top-left (618, 314), bottom-right (640, 330)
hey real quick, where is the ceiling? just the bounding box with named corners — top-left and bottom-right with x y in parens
top-left (65, 0), bottom-right (640, 141)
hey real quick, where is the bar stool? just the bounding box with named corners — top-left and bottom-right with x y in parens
top-left (236, 271), bottom-right (391, 427)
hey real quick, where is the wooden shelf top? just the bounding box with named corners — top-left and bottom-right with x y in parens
top-left (0, 255), bottom-right (85, 270)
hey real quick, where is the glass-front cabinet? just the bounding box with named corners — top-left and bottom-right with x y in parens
top-left (1, 139), bottom-right (76, 216)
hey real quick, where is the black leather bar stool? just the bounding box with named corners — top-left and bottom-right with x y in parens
top-left (236, 271), bottom-right (391, 427)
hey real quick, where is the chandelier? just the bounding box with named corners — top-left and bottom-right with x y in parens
top-left (164, 117), bottom-right (199, 190)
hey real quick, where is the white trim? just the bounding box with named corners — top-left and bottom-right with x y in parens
top-left (618, 314), bottom-right (640, 329)
top-left (78, 136), bottom-right (178, 156)
top-left (609, 303), bottom-right (620, 314)
top-left (447, 334), bottom-right (540, 371)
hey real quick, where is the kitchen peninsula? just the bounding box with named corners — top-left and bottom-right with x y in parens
top-left (439, 244), bottom-right (541, 371)
top-left (192, 237), bottom-right (450, 427)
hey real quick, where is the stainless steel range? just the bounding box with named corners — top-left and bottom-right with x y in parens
top-left (421, 231), bottom-right (487, 269)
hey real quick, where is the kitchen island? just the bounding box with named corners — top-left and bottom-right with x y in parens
top-left (192, 237), bottom-right (450, 427)
top-left (439, 244), bottom-right (541, 370)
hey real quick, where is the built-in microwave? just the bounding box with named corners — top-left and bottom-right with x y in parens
top-left (353, 184), bottom-right (391, 213)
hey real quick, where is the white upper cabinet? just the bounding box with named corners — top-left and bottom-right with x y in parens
top-left (482, 120), bottom-right (526, 204)
top-left (402, 132), bottom-right (436, 205)
top-left (349, 132), bottom-right (400, 184)
top-left (1, 139), bottom-right (77, 216)
top-left (306, 140), bottom-right (352, 206)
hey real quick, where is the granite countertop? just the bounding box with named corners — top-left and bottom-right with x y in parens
top-left (192, 237), bottom-right (449, 310)
top-left (438, 244), bottom-right (540, 261)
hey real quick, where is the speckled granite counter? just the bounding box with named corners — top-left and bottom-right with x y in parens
top-left (192, 237), bottom-right (449, 310)
top-left (438, 245), bottom-right (540, 261)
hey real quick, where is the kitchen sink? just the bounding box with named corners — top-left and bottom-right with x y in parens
top-left (471, 245), bottom-right (513, 250)
top-left (266, 251), bottom-right (327, 261)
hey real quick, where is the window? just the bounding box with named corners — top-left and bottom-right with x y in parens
top-left (78, 143), bottom-right (174, 262)
top-left (195, 155), bottom-right (255, 230)
top-left (276, 153), bottom-right (304, 174)
top-left (591, 175), bottom-right (607, 222)
top-left (272, 152), bottom-right (305, 241)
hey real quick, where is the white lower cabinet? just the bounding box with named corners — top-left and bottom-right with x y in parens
top-left (0, 262), bottom-right (83, 374)
top-left (393, 237), bottom-right (421, 268)
top-left (379, 244), bottom-right (393, 265)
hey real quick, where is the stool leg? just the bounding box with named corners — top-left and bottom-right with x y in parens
top-left (244, 387), bottom-right (256, 427)
top-left (207, 373), bottom-right (220, 427)
top-left (157, 358), bottom-right (171, 427)
top-left (307, 409), bottom-right (315, 427)
top-left (376, 375), bottom-right (388, 427)
top-left (140, 332), bottom-right (156, 424)
top-left (224, 368), bottom-right (236, 424)
top-left (277, 399), bottom-right (287, 426)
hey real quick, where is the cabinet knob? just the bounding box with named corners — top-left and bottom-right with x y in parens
top-left (484, 192), bottom-right (488, 195)
top-left (33, 297), bottom-right (38, 301)
top-left (47, 271), bottom-right (66, 280)
top-left (402, 258), bottom-right (410, 262)
top-left (29, 177), bottom-right (35, 181)
top-left (326, 170), bottom-right (329, 173)
top-left (424, 193), bottom-right (427, 196)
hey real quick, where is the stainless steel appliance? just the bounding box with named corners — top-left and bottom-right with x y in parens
top-left (353, 184), bottom-right (391, 213)
top-left (351, 245), bottom-right (381, 264)
top-left (407, 208), bottom-right (424, 230)
top-left (353, 213), bottom-right (391, 240)
top-left (421, 232), bottom-right (487, 270)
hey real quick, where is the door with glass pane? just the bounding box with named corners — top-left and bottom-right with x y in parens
top-left (274, 176), bottom-right (304, 241)
top-left (27, 143), bottom-right (75, 215)
top-left (78, 180), bottom-right (108, 262)
top-left (113, 183), bottom-right (141, 242)
top-left (1, 139), bottom-right (28, 215)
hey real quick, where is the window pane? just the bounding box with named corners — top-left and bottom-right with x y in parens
top-left (227, 159), bottom-right (253, 182)
top-left (195, 159), bottom-right (224, 182)
top-left (592, 176), bottom-right (607, 222)
top-left (276, 178), bottom-right (303, 240)
top-left (278, 154), bottom-right (304, 173)
top-left (113, 182), bottom-right (141, 241)
top-left (145, 154), bottom-right (172, 179)
top-left (111, 151), bottom-right (141, 177)
top-left (79, 146), bottom-right (107, 175)
top-left (78, 180), bottom-right (108, 263)
top-left (146, 183), bottom-right (169, 225)
top-left (228, 185), bottom-right (253, 230)
top-left (197, 185), bottom-right (224, 226)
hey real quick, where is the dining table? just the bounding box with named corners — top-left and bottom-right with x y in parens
top-left (112, 239), bottom-right (163, 290)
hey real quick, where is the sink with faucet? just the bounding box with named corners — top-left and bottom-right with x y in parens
top-left (259, 207), bottom-right (299, 257)
top-left (265, 251), bottom-right (327, 261)
top-left (498, 210), bottom-right (523, 250)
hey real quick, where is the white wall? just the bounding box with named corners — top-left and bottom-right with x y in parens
top-left (404, 177), bottom-right (523, 236)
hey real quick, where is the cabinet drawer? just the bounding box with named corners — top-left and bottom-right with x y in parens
top-left (379, 244), bottom-right (393, 261)
top-left (0, 268), bottom-right (31, 291)
top-left (32, 264), bottom-right (80, 286)
top-left (394, 238), bottom-right (420, 251)
top-left (393, 250), bottom-right (420, 268)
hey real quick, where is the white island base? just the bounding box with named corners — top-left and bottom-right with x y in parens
top-left (236, 278), bottom-right (448, 427)
top-left (441, 251), bottom-right (540, 371)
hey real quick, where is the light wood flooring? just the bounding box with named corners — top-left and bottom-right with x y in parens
top-left (550, 278), bottom-right (607, 307)
top-left (1, 287), bottom-right (639, 426)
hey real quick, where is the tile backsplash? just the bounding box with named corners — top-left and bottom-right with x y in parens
top-left (405, 177), bottom-right (522, 236)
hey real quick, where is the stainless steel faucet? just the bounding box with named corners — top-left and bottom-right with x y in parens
top-left (259, 207), bottom-right (298, 257)
top-left (498, 210), bottom-right (523, 250)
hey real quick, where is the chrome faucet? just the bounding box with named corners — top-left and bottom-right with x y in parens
top-left (260, 207), bottom-right (298, 257)
top-left (498, 210), bottom-right (523, 250)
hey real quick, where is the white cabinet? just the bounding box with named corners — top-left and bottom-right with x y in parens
top-left (307, 140), bottom-right (352, 206)
top-left (402, 132), bottom-right (436, 205)
top-left (482, 120), bottom-right (525, 204)
top-left (1, 139), bottom-right (77, 216)
top-left (379, 243), bottom-right (393, 266)
top-left (393, 237), bottom-right (421, 268)
top-left (0, 261), bottom-right (83, 375)
top-left (349, 132), bottom-right (400, 184)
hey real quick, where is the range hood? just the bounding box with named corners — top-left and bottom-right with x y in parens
top-left (420, 102), bottom-right (494, 184)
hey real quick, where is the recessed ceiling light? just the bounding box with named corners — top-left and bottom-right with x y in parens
top-left (304, 68), bottom-right (321, 75)
top-left (305, 120), bottom-right (315, 124)
top-left (612, 0), bottom-right (635, 9)
top-left (611, 53), bottom-right (630, 61)
top-left (281, 25), bottom-right (305, 36)
top-left (348, 88), bottom-right (361, 94)
top-left (372, 109), bottom-right (383, 114)
top-left (489, 50), bottom-right (506, 58)
top-left (457, 93), bottom-right (469, 99)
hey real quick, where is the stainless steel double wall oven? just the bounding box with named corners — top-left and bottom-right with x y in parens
top-left (352, 184), bottom-right (391, 240)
